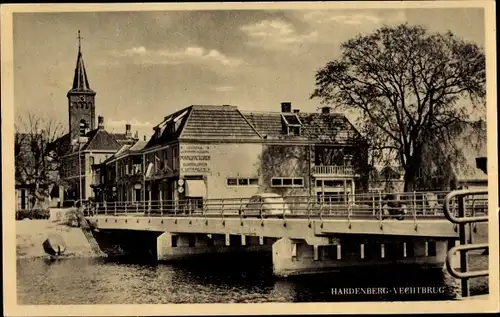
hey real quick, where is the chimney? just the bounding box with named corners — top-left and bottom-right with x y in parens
top-left (293, 109), bottom-right (300, 114)
top-left (98, 116), bottom-right (105, 130)
top-left (321, 106), bottom-right (331, 114)
top-left (125, 123), bottom-right (132, 138)
top-left (281, 102), bottom-right (292, 113)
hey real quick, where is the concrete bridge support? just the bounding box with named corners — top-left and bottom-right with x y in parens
top-left (157, 232), bottom-right (272, 261)
top-left (271, 237), bottom-right (452, 277)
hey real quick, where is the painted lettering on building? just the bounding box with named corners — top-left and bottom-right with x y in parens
top-left (180, 144), bottom-right (211, 175)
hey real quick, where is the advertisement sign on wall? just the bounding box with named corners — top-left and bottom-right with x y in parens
top-left (179, 144), bottom-right (211, 175)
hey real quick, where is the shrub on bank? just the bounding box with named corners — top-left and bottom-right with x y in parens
top-left (62, 208), bottom-right (81, 227)
top-left (16, 208), bottom-right (50, 220)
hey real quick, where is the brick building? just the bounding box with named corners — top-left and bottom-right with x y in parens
top-left (53, 33), bottom-right (138, 204)
top-left (92, 102), bottom-right (370, 209)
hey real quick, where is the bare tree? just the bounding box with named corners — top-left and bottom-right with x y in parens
top-left (311, 24), bottom-right (486, 191)
top-left (15, 111), bottom-right (65, 209)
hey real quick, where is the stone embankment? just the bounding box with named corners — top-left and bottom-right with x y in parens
top-left (16, 208), bottom-right (99, 259)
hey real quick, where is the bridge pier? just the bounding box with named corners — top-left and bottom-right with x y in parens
top-left (272, 237), bottom-right (342, 277)
top-left (271, 237), bottom-right (451, 277)
top-left (157, 232), bottom-right (271, 261)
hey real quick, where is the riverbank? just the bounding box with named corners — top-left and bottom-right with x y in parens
top-left (16, 209), bottom-right (97, 259)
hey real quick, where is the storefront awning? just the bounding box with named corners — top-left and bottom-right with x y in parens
top-left (185, 180), bottom-right (206, 198)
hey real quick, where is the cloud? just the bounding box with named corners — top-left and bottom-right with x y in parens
top-left (301, 10), bottom-right (407, 26)
top-left (212, 85), bottom-right (235, 92)
top-left (109, 46), bottom-right (244, 67)
top-left (240, 19), bottom-right (320, 51)
top-left (302, 11), bottom-right (383, 25)
top-left (239, 10), bottom-right (408, 52)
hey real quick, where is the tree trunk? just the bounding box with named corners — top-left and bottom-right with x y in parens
top-left (404, 159), bottom-right (420, 192)
top-left (404, 172), bottom-right (417, 192)
top-left (403, 142), bottom-right (424, 192)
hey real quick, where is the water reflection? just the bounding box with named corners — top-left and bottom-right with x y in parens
top-left (16, 255), bottom-right (475, 305)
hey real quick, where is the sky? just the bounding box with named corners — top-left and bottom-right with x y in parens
top-left (13, 7), bottom-right (486, 140)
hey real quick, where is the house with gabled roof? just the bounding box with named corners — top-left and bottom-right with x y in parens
top-left (95, 101), bottom-right (369, 210)
top-left (367, 120), bottom-right (487, 193)
top-left (91, 140), bottom-right (148, 202)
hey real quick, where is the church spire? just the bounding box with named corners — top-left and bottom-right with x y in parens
top-left (78, 30), bottom-right (82, 53)
top-left (69, 30), bottom-right (94, 93)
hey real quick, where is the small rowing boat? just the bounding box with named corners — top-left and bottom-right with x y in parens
top-left (42, 234), bottom-right (67, 258)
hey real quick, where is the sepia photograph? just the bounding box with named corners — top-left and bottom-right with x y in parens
top-left (2, 1), bottom-right (498, 315)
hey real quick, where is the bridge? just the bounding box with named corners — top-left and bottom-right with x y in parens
top-left (85, 190), bottom-right (488, 279)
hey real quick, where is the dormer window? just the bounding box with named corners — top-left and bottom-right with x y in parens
top-left (167, 123), bottom-right (175, 134)
top-left (281, 113), bottom-right (302, 136)
top-left (154, 126), bottom-right (161, 139)
top-left (174, 110), bottom-right (188, 131)
top-left (289, 126), bottom-right (300, 136)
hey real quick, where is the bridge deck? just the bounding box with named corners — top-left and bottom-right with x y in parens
top-left (88, 214), bottom-right (488, 240)
top-left (86, 191), bottom-right (488, 240)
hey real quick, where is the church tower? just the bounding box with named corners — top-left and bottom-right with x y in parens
top-left (67, 30), bottom-right (96, 140)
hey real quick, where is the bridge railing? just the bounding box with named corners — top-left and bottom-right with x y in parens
top-left (89, 190), bottom-right (488, 220)
top-left (443, 189), bottom-right (489, 298)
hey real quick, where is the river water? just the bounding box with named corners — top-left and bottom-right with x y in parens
top-left (16, 253), bottom-right (488, 304)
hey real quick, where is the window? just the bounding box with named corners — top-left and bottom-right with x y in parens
top-left (316, 180), bottom-right (344, 188)
top-left (281, 114), bottom-right (302, 136)
top-left (324, 180), bottom-right (344, 188)
top-left (227, 178), bottom-right (259, 186)
top-left (154, 127), bottom-right (161, 139)
top-left (79, 119), bottom-right (87, 136)
top-left (167, 123), bottom-right (175, 134)
top-left (89, 156), bottom-right (95, 173)
top-left (289, 126), bottom-right (301, 136)
top-left (271, 177), bottom-right (304, 188)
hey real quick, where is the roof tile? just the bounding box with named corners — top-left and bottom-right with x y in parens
top-left (243, 111), bottom-right (363, 143)
top-left (179, 106), bottom-right (261, 140)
